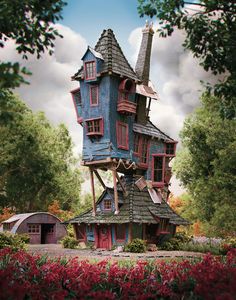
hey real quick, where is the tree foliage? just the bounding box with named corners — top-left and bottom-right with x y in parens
top-left (173, 94), bottom-right (236, 236)
top-left (138, 0), bottom-right (236, 118)
top-left (0, 90), bottom-right (82, 212)
top-left (0, 0), bottom-right (66, 88)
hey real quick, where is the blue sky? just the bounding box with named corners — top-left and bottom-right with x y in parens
top-left (61, 0), bottom-right (150, 57)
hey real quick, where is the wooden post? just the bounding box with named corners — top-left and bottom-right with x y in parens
top-left (115, 172), bottom-right (127, 196)
top-left (94, 169), bottom-right (106, 189)
top-left (128, 223), bottom-right (132, 242)
top-left (112, 169), bottom-right (119, 215)
top-left (89, 167), bottom-right (96, 216)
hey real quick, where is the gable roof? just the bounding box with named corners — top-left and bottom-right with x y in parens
top-left (73, 29), bottom-right (139, 81)
top-left (133, 121), bottom-right (174, 142)
top-left (66, 182), bottom-right (189, 226)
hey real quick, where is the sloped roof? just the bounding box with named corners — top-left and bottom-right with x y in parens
top-left (73, 29), bottom-right (139, 81)
top-left (67, 183), bottom-right (189, 226)
top-left (133, 121), bottom-right (174, 142)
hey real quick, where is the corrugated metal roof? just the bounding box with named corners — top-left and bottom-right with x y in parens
top-left (133, 121), bottom-right (174, 141)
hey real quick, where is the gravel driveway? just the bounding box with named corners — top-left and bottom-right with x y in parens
top-left (27, 244), bottom-right (204, 261)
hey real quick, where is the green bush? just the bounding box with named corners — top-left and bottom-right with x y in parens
top-left (61, 235), bottom-right (78, 249)
top-left (180, 242), bottom-right (220, 255)
top-left (0, 232), bottom-right (29, 251)
top-left (159, 233), bottom-right (191, 251)
top-left (219, 237), bottom-right (236, 255)
top-left (124, 239), bottom-right (146, 253)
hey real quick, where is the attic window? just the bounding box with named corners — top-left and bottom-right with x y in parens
top-left (166, 142), bottom-right (176, 156)
top-left (86, 118), bottom-right (103, 136)
top-left (116, 121), bottom-right (129, 150)
top-left (104, 199), bottom-right (112, 210)
top-left (90, 86), bottom-right (98, 106)
top-left (85, 61), bottom-right (96, 80)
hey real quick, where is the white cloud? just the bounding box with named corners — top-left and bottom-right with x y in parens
top-left (1, 24), bottom-right (87, 155)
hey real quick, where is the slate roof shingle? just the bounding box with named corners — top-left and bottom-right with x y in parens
top-left (73, 29), bottom-right (139, 81)
top-left (67, 182), bottom-right (189, 226)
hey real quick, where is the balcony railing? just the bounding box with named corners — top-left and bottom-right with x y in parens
top-left (117, 100), bottom-right (137, 115)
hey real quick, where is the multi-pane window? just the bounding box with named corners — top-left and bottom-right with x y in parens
top-left (153, 156), bottom-right (165, 183)
top-left (166, 142), bottom-right (176, 156)
top-left (85, 61), bottom-right (96, 79)
top-left (140, 136), bottom-right (149, 165)
top-left (117, 122), bottom-right (128, 150)
top-left (133, 134), bottom-right (140, 154)
top-left (86, 118), bottom-right (103, 136)
top-left (28, 224), bottom-right (40, 233)
top-left (104, 199), bottom-right (112, 210)
top-left (116, 224), bottom-right (126, 240)
top-left (90, 86), bottom-right (98, 106)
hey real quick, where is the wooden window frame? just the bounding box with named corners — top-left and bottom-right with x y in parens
top-left (104, 199), bottom-right (112, 211)
top-left (85, 117), bottom-right (104, 136)
top-left (133, 133), bottom-right (140, 155)
top-left (116, 121), bottom-right (129, 150)
top-left (139, 136), bottom-right (150, 168)
top-left (115, 224), bottom-right (126, 242)
top-left (70, 87), bottom-right (83, 124)
top-left (165, 142), bottom-right (177, 157)
top-left (90, 85), bottom-right (99, 106)
top-left (152, 154), bottom-right (165, 187)
top-left (28, 224), bottom-right (40, 234)
top-left (84, 60), bottom-right (96, 80)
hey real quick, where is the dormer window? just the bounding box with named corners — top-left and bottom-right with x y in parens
top-left (104, 199), bottom-right (112, 210)
top-left (166, 142), bottom-right (177, 157)
top-left (85, 117), bottom-right (103, 136)
top-left (85, 61), bottom-right (96, 80)
top-left (90, 86), bottom-right (99, 106)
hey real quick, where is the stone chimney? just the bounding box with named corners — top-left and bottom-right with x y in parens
top-left (135, 21), bottom-right (154, 85)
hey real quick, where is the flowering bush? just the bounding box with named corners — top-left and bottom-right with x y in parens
top-left (0, 247), bottom-right (235, 299)
top-left (0, 232), bottom-right (29, 251)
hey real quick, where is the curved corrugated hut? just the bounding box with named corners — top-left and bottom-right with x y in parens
top-left (0, 212), bottom-right (67, 244)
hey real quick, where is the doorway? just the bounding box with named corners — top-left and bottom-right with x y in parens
top-left (41, 224), bottom-right (55, 244)
top-left (97, 225), bottom-right (111, 249)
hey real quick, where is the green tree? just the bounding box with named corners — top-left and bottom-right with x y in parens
top-left (173, 94), bottom-right (236, 236)
top-left (0, 90), bottom-right (82, 212)
top-left (138, 0), bottom-right (236, 118)
top-left (0, 0), bottom-right (66, 89)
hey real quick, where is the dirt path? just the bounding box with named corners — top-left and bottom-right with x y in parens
top-left (27, 244), bottom-right (204, 261)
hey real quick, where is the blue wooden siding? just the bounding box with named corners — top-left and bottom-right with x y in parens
top-left (86, 224), bottom-right (95, 241)
top-left (111, 224), bottom-right (129, 245)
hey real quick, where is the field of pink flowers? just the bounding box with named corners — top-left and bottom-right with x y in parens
top-left (0, 247), bottom-right (235, 299)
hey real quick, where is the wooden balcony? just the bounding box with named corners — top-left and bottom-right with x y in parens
top-left (117, 100), bottom-right (137, 115)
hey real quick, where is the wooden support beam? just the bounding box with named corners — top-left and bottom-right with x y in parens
top-left (128, 223), bottom-right (132, 242)
top-left (94, 169), bottom-right (106, 189)
top-left (115, 172), bottom-right (127, 196)
top-left (89, 168), bottom-right (96, 216)
top-left (112, 169), bottom-right (119, 215)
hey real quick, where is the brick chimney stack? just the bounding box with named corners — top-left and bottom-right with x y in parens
top-left (135, 21), bottom-right (154, 85)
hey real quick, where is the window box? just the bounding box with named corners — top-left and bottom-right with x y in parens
top-left (85, 117), bottom-right (104, 136)
top-left (90, 86), bottom-right (99, 106)
top-left (116, 121), bottom-right (129, 150)
top-left (84, 60), bottom-right (96, 80)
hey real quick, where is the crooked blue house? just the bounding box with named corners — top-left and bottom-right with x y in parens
top-left (68, 23), bottom-right (188, 250)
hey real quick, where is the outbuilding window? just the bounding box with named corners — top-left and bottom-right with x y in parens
top-left (85, 118), bottom-right (103, 136)
top-left (85, 61), bottom-right (96, 80)
top-left (116, 121), bottom-right (129, 150)
top-left (28, 224), bottom-right (40, 233)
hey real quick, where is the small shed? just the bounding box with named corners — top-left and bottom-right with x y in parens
top-left (0, 212), bottom-right (67, 244)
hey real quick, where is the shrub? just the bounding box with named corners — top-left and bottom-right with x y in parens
top-left (61, 235), bottom-right (78, 249)
top-left (0, 248), bottom-right (235, 299)
top-left (159, 232), bottom-right (191, 251)
top-left (0, 232), bottom-right (29, 251)
top-left (220, 237), bottom-right (236, 255)
top-left (124, 238), bottom-right (146, 253)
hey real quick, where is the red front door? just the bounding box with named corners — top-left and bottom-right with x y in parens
top-left (97, 225), bottom-right (111, 249)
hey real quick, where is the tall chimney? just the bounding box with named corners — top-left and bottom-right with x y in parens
top-left (135, 21), bottom-right (154, 85)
